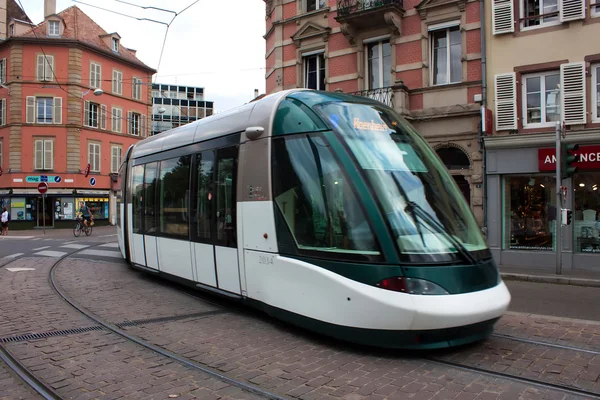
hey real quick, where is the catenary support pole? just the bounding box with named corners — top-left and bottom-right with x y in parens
top-left (555, 121), bottom-right (561, 275)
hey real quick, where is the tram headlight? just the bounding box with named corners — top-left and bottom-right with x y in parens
top-left (375, 277), bottom-right (449, 295)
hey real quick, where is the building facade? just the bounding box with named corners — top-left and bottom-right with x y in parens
top-left (0, 1), bottom-right (155, 229)
top-left (484, 0), bottom-right (600, 270)
top-left (264, 0), bottom-right (486, 225)
top-left (151, 83), bottom-right (214, 135)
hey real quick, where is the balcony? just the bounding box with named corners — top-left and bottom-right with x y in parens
top-left (348, 86), bottom-right (394, 108)
top-left (335, 0), bottom-right (404, 44)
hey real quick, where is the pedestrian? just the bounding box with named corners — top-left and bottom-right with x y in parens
top-left (1, 207), bottom-right (8, 236)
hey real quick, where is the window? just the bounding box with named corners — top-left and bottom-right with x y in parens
top-left (112, 37), bottom-right (119, 52)
top-left (34, 139), bottom-right (53, 170)
top-left (112, 107), bottom-right (123, 132)
top-left (522, 71), bottom-right (560, 127)
top-left (48, 20), bottom-right (60, 36)
top-left (111, 145), bottom-right (122, 174)
top-left (132, 165), bottom-right (144, 233)
top-left (158, 156), bottom-right (191, 239)
top-left (593, 65), bottom-right (600, 122)
top-left (521, 0), bottom-right (559, 28)
top-left (26, 96), bottom-right (62, 124)
top-left (431, 25), bottom-right (461, 85)
top-left (36, 54), bottom-right (54, 81)
top-left (144, 162), bottom-right (158, 234)
top-left (88, 142), bottom-right (100, 173)
top-left (129, 112), bottom-right (141, 135)
top-left (573, 172), bottom-right (600, 253)
top-left (215, 147), bottom-right (238, 247)
top-left (503, 175), bottom-right (556, 251)
top-left (9, 24), bottom-right (14, 36)
top-left (0, 99), bottom-right (6, 126)
top-left (366, 39), bottom-right (391, 89)
top-left (132, 77), bottom-right (142, 100)
top-left (594, 0), bottom-right (600, 16)
top-left (84, 101), bottom-right (100, 128)
top-left (195, 151), bottom-right (214, 241)
top-left (90, 62), bottom-right (101, 88)
top-left (0, 58), bottom-right (6, 84)
top-left (36, 98), bottom-right (53, 124)
top-left (303, 53), bottom-right (325, 90)
top-left (306, 0), bottom-right (326, 12)
top-left (112, 70), bottom-right (123, 95)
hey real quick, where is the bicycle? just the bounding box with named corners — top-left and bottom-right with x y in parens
top-left (73, 216), bottom-right (93, 237)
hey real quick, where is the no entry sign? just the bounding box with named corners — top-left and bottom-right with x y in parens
top-left (38, 182), bottom-right (48, 194)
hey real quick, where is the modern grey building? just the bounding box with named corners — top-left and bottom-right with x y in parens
top-left (151, 83), bottom-right (214, 135)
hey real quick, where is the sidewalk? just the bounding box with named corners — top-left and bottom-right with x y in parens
top-left (500, 264), bottom-right (600, 288)
top-left (0, 225), bottom-right (117, 239)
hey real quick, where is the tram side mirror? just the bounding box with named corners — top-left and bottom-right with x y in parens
top-left (245, 126), bottom-right (264, 140)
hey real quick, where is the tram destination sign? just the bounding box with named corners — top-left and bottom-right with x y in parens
top-left (538, 145), bottom-right (600, 171)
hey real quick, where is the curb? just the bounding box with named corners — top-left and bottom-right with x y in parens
top-left (501, 272), bottom-right (600, 288)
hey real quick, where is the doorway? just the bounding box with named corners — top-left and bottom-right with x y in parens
top-left (36, 196), bottom-right (53, 228)
top-left (453, 175), bottom-right (471, 205)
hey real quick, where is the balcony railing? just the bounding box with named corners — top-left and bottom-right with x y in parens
top-left (348, 86), bottom-right (394, 108)
top-left (337, 0), bottom-right (404, 17)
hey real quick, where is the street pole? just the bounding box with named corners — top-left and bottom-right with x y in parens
top-left (555, 121), bottom-right (561, 275)
top-left (43, 193), bottom-right (46, 236)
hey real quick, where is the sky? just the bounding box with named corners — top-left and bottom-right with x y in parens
top-left (17, 0), bottom-right (267, 112)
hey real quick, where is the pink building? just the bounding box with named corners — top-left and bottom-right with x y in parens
top-left (0, 0), bottom-right (155, 228)
top-left (264, 0), bottom-right (485, 225)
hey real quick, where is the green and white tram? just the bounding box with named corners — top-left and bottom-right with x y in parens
top-left (117, 89), bottom-right (510, 349)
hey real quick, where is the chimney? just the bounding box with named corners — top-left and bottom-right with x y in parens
top-left (254, 89), bottom-right (259, 99)
top-left (44, 0), bottom-right (56, 18)
top-left (0, 0), bottom-right (6, 39)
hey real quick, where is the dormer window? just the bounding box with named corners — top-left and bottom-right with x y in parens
top-left (48, 20), bottom-right (60, 36)
top-left (9, 24), bottom-right (14, 36)
top-left (112, 38), bottom-right (119, 52)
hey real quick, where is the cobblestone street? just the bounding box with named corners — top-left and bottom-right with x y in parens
top-left (1, 240), bottom-right (599, 400)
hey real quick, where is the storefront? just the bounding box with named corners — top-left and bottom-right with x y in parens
top-left (0, 189), bottom-right (110, 230)
top-left (485, 135), bottom-right (600, 271)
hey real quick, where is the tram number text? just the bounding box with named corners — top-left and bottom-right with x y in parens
top-left (258, 255), bottom-right (274, 265)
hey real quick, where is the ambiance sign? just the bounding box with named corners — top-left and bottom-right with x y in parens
top-left (538, 145), bottom-right (600, 171)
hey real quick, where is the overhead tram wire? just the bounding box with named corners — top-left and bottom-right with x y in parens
top-left (115, 0), bottom-right (177, 14)
top-left (71, 0), bottom-right (169, 26)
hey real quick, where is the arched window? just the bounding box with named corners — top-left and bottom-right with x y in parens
top-left (436, 147), bottom-right (470, 170)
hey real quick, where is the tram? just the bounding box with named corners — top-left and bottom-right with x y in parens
top-left (117, 89), bottom-right (510, 349)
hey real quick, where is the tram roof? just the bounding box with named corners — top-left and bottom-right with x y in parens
top-left (130, 89), bottom-right (384, 159)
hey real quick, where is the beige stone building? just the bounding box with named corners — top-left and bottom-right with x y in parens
top-left (264, 0), bottom-right (487, 226)
top-left (484, 0), bottom-right (600, 270)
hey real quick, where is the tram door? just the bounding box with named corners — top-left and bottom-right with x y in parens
top-left (192, 146), bottom-right (240, 294)
top-left (130, 165), bottom-right (147, 267)
top-left (142, 162), bottom-right (159, 269)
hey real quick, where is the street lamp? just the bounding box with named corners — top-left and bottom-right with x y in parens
top-left (82, 88), bottom-right (104, 97)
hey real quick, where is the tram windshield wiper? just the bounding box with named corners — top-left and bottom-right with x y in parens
top-left (390, 172), bottom-right (478, 265)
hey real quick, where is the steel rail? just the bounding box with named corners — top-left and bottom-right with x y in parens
top-left (491, 332), bottom-right (600, 356)
top-left (49, 252), bottom-right (289, 400)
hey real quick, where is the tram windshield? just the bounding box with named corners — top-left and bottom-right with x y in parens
top-left (318, 102), bottom-right (488, 262)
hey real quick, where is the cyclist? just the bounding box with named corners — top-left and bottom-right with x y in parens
top-left (79, 201), bottom-right (93, 228)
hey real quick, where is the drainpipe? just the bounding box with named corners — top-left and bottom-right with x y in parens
top-left (479, 0), bottom-right (488, 237)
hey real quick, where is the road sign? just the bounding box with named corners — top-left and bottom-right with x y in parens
top-left (37, 182), bottom-right (48, 194)
top-left (54, 176), bottom-right (62, 183)
top-left (90, 177), bottom-right (96, 186)
top-left (26, 175), bottom-right (61, 183)
top-left (40, 175), bottom-right (48, 182)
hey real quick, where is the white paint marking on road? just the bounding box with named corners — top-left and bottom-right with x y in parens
top-left (99, 234), bottom-right (117, 237)
top-left (0, 236), bottom-right (34, 240)
top-left (33, 246), bottom-right (51, 251)
top-left (6, 268), bottom-right (36, 272)
top-left (3, 253), bottom-right (24, 259)
top-left (34, 250), bottom-right (67, 258)
top-left (99, 242), bottom-right (118, 248)
top-left (31, 238), bottom-right (42, 241)
top-left (60, 244), bottom-right (89, 250)
top-left (78, 249), bottom-right (123, 258)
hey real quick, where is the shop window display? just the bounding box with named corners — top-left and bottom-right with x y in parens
top-left (503, 176), bottom-right (556, 251)
top-left (76, 198), bottom-right (108, 220)
top-left (573, 172), bottom-right (600, 253)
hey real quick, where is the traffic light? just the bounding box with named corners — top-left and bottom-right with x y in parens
top-left (561, 209), bottom-right (573, 226)
top-left (567, 209), bottom-right (572, 225)
top-left (561, 143), bottom-right (579, 180)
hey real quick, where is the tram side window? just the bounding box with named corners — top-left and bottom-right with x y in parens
top-left (158, 155), bottom-right (191, 239)
top-left (215, 147), bottom-right (238, 247)
top-left (131, 165), bottom-right (144, 234)
top-left (196, 151), bottom-right (214, 241)
top-left (144, 162), bottom-right (158, 235)
top-left (272, 134), bottom-right (380, 257)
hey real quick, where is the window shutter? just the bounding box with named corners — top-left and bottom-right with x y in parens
top-left (492, 0), bottom-right (514, 35)
top-left (111, 146), bottom-right (116, 173)
top-left (36, 55), bottom-right (44, 80)
top-left (26, 96), bottom-right (35, 123)
top-left (44, 56), bottom-right (54, 81)
top-left (127, 111), bottom-right (132, 134)
top-left (141, 114), bottom-right (147, 137)
top-left (1, 99), bottom-right (5, 126)
top-left (1, 58), bottom-right (6, 83)
top-left (132, 79), bottom-right (136, 98)
top-left (118, 109), bottom-right (122, 133)
top-left (101, 104), bottom-right (107, 130)
top-left (494, 73), bottom-right (517, 131)
top-left (34, 140), bottom-right (43, 169)
top-left (560, 62), bottom-right (586, 125)
top-left (560, 0), bottom-right (585, 22)
top-left (84, 100), bottom-right (90, 126)
top-left (95, 145), bottom-right (100, 172)
top-left (112, 70), bottom-right (117, 93)
top-left (111, 108), bottom-right (116, 132)
top-left (44, 140), bottom-right (53, 170)
top-left (97, 65), bottom-right (102, 89)
top-left (53, 97), bottom-right (62, 124)
top-left (118, 74), bottom-right (122, 94)
top-left (90, 63), bottom-right (94, 87)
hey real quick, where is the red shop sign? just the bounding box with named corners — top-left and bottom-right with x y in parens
top-left (538, 145), bottom-right (600, 171)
